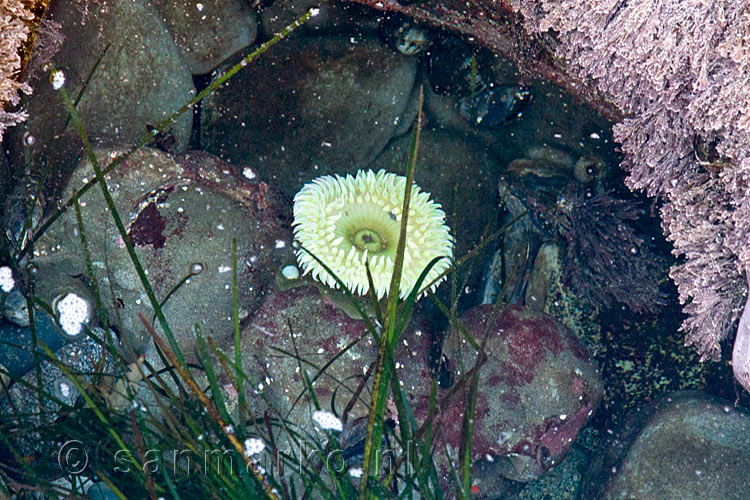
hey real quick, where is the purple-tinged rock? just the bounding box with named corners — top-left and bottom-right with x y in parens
top-left (431, 305), bottom-right (602, 486)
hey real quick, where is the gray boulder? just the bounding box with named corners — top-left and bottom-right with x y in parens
top-left (6, 0), bottom-right (194, 195)
top-left (153, 0), bottom-right (258, 75)
top-left (201, 35), bottom-right (419, 197)
top-left (583, 391), bottom-right (750, 500)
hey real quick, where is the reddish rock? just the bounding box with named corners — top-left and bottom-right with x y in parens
top-left (237, 285), bottom-right (438, 457)
top-left (431, 304), bottom-right (603, 488)
top-left (237, 292), bottom-right (600, 495)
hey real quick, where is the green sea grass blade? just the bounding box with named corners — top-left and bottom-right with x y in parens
top-left (194, 324), bottom-right (232, 426)
top-left (394, 255), bottom-right (446, 339)
top-left (232, 239), bottom-right (246, 435)
top-left (360, 87), bottom-right (423, 499)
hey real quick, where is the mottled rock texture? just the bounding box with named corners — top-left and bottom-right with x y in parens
top-left (583, 391), bottom-right (750, 500)
top-left (201, 35), bottom-right (419, 197)
top-left (31, 148), bottom-right (289, 363)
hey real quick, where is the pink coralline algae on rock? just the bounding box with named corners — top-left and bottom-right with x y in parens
top-left (431, 305), bottom-right (602, 486)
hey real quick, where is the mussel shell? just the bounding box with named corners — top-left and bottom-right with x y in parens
top-left (459, 85), bottom-right (532, 128)
top-left (378, 12), bottom-right (432, 56)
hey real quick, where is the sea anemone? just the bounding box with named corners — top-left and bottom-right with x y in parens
top-left (293, 169), bottom-right (453, 300)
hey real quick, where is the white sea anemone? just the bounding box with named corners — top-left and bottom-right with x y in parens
top-left (293, 169), bottom-right (452, 300)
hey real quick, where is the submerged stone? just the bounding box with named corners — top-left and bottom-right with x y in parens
top-left (433, 305), bottom-right (603, 487)
top-left (5, 0), bottom-right (194, 196)
top-left (583, 391), bottom-right (750, 500)
top-left (30, 147), bottom-right (289, 364)
top-left (201, 35), bottom-right (418, 197)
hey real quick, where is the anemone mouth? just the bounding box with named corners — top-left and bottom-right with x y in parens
top-left (292, 169), bottom-right (453, 300)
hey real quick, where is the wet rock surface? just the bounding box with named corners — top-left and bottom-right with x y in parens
top-left (239, 291), bottom-right (602, 495)
top-left (29, 147), bottom-right (289, 363)
top-left (153, 0), bottom-right (258, 75)
top-left (258, 1), bottom-right (380, 40)
top-left (0, 332), bottom-right (118, 471)
top-left (5, 0), bottom-right (195, 196)
top-left (201, 35), bottom-right (419, 197)
top-left (237, 286), bottom-right (434, 443)
top-left (583, 391), bottom-right (750, 500)
top-left (434, 305), bottom-right (603, 487)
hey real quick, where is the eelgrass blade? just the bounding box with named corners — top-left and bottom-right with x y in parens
top-left (138, 313), bottom-right (278, 499)
top-left (365, 260), bottom-right (384, 325)
top-left (360, 86), bottom-right (424, 499)
top-left (194, 324), bottom-right (232, 426)
top-left (394, 255), bottom-right (446, 339)
top-left (73, 193), bottom-right (109, 327)
top-left (232, 238), bottom-right (246, 435)
top-left (96, 471), bottom-right (129, 500)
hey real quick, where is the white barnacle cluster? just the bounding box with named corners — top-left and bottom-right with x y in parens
top-left (292, 169), bottom-right (453, 300)
top-left (0, 266), bottom-right (14, 293)
top-left (55, 292), bottom-right (90, 337)
top-left (51, 69), bottom-right (65, 90)
top-left (243, 437), bottom-right (266, 456)
top-left (311, 409), bottom-right (343, 432)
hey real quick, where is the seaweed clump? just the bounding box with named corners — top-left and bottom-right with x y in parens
top-left (559, 190), bottom-right (667, 314)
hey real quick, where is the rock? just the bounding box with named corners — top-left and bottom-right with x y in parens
top-left (370, 128), bottom-right (499, 300)
top-left (258, 1), bottom-right (380, 40)
top-left (153, 0), bottom-right (258, 75)
top-left (235, 290), bottom-right (600, 495)
top-left (6, 0), bottom-right (194, 196)
top-left (0, 332), bottom-right (117, 471)
top-left (239, 286), bottom-right (375, 424)
top-left (237, 285), bottom-right (437, 468)
top-left (582, 391), bottom-right (750, 500)
top-left (201, 35), bottom-right (419, 197)
top-left (29, 148), bottom-right (290, 363)
top-left (238, 285), bottom-right (431, 413)
top-left (432, 305), bottom-right (603, 487)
